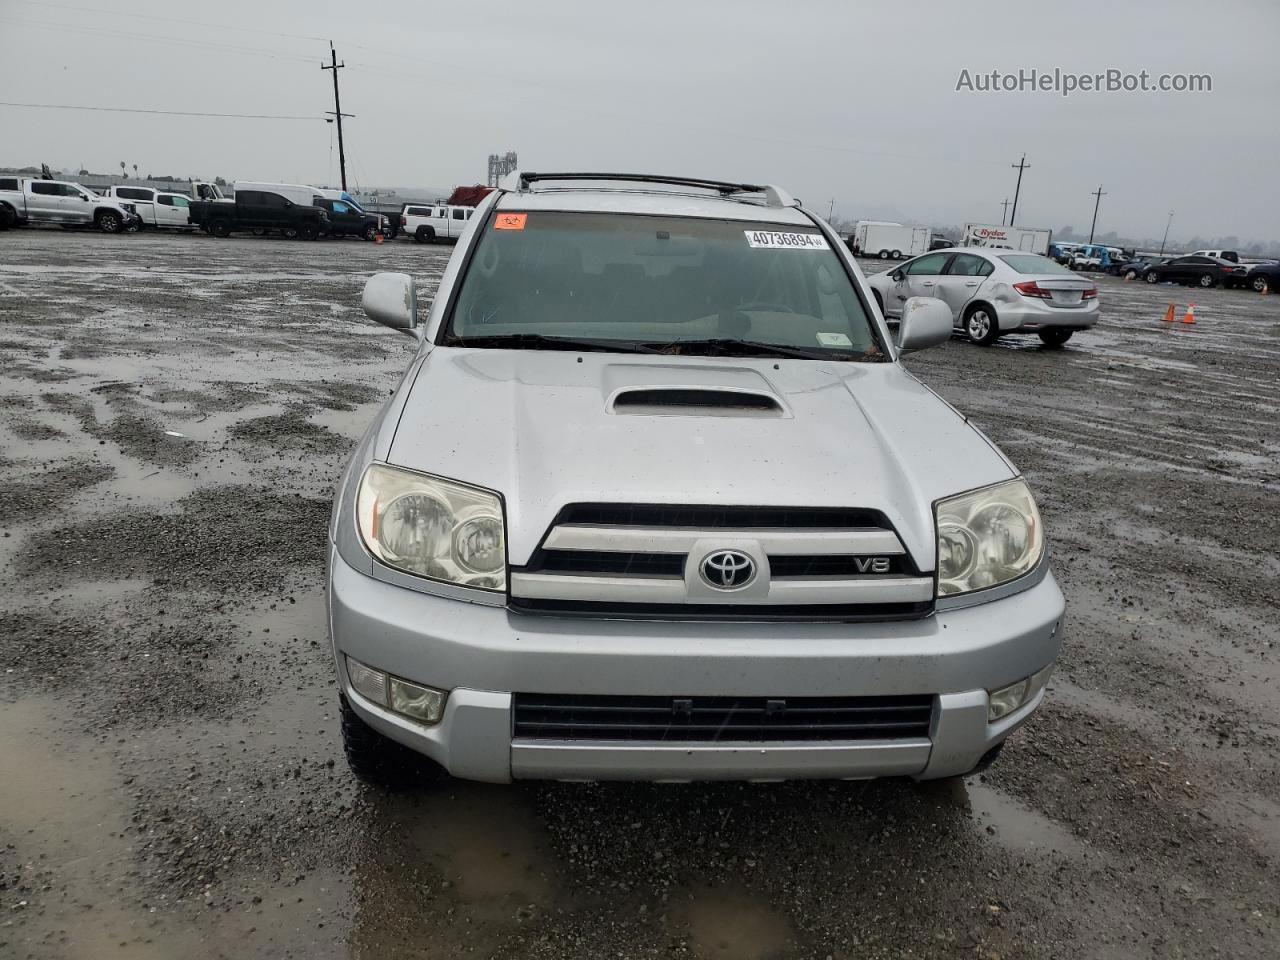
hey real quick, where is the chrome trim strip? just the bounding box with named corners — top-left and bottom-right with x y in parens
top-left (543, 524), bottom-right (905, 556)
top-left (510, 738), bottom-right (931, 781)
top-left (932, 552), bottom-right (1050, 612)
top-left (509, 572), bottom-right (933, 605)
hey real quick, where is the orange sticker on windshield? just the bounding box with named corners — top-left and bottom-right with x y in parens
top-left (494, 213), bottom-right (527, 230)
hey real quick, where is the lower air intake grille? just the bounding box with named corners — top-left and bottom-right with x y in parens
top-left (512, 693), bottom-right (934, 743)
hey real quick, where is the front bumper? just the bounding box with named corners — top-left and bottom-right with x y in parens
top-left (329, 548), bottom-right (1064, 783)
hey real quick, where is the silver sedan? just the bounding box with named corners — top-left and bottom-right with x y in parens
top-left (865, 248), bottom-right (1099, 347)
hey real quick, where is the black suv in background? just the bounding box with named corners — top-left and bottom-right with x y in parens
top-left (313, 198), bottom-right (382, 241)
top-left (1144, 255), bottom-right (1249, 289)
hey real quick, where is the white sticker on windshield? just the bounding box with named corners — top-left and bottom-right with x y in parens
top-left (817, 332), bottom-right (852, 348)
top-left (744, 230), bottom-right (828, 250)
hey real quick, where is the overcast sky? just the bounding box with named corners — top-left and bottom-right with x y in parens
top-left (3, 0), bottom-right (1278, 244)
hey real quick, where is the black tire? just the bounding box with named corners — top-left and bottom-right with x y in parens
top-left (1252, 275), bottom-right (1271, 294)
top-left (299, 222), bottom-right (319, 241)
top-left (362, 224), bottom-right (378, 242)
top-left (250, 227), bottom-right (268, 237)
top-left (890, 249), bottom-right (902, 260)
top-left (963, 304), bottom-right (1000, 345)
top-left (415, 226), bottom-right (434, 244)
top-left (210, 218), bottom-right (232, 238)
top-left (1145, 270), bottom-right (1159, 284)
top-left (340, 695), bottom-right (448, 790)
top-left (1198, 272), bottom-right (1216, 289)
top-left (0, 205), bottom-right (14, 230)
top-left (1038, 329), bottom-right (1074, 349)
top-left (96, 211), bottom-right (122, 234)
top-left (877, 249), bottom-right (890, 259)
top-left (1123, 269), bottom-right (1138, 280)
top-left (282, 224), bottom-right (299, 239)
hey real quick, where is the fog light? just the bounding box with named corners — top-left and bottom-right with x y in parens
top-left (988, 662), bottom-right (1055, 721)
top-left (346, 655), bottom-right (388, 706)
top-left (988, 678), bottom-right (1030, 721)
top-left (389, 677), bottom-right (446, 724)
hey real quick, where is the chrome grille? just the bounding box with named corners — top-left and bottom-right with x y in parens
top-left (509, 503), bottom-right (933, 618)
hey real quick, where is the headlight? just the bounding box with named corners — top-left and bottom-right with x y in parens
top-left (935, 478), bottom-right (1043, 597)
top-left (356, 464), bottom-right (506, 591)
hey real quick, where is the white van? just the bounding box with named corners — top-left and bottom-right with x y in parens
top-left (401, 202), bottom-right (475, 243)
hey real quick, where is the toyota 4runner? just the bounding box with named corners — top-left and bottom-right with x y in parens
top-left (329, 172), bottom-right (1064, 785)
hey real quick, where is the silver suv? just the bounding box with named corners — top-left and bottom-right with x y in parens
top-left (328, 172), bottom-right (1064, 786)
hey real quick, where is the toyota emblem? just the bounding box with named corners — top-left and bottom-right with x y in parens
top-left (700, 549), bottom-right (756, 590)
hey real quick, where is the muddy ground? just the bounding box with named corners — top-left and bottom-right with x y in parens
top-left (0, 228), bottom-right (1276, 960)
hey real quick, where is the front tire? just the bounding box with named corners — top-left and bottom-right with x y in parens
top-left (1253, 275), bottom-right (1271, 294)
top-left (414, 226), bottom-right (434, 244)
top-left (299, 222), bottom-right (319, 241)
top-left (1123, 269), bottom-right (1138, 280)
top-left (340, 695), bottom-right (448, 790)
top-left (362, 224), bottom-right (378, 241)
top-left (877, 249), bottom-right (890, 259)
top-left (1198, 273), bottom-right (1216, 289)
top-left (1145, 271), bottom-right (1159, 284)
top-left (1038, 329), bottom-right (1074, 349)
top-left (210, 218), bottom-right (232, 238)
top-left (97, 212), bottom-right (122, 234)
top-left (963, 304), bottom-right (1000, 345)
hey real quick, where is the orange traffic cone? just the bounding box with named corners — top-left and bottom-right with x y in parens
top-left (1182, 303), bottom-right (1196, 324)
top-left (375, 233), bottom-right (384, 245)
top-left (1123, 274), bottom-right (1132, 282)
top-left (1161, 303), bottom-right (1176, 323)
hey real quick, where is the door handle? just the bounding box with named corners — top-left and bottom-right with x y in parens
top-left (964, 281), bottom-right (979, 287)
top-left (921, 280), bottom-right (935, 287)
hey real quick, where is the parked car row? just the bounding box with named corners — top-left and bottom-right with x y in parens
top-left (0, 176), bottom-right (395, 242)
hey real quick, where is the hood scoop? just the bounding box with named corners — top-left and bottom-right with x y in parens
top-left (609, 386), bottom-right (784, 417)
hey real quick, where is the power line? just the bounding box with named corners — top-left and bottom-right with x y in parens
top-left (0, 102), bottom-right (317, 121)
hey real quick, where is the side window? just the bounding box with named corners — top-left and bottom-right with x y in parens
top-left (905, 252), bottom-right (950, 275)
top-left (158, 195), bottom-right (173, 206)
top-left (333, 201), bottom-right (350, 214)
top-left (118, 187), bottom-right (149, 201)
top-left (452, 208), bottom-right (465, 220)
top-left (171, 196), bottom-right (189, 208)
top-left (31, 181), bottom-right (59, 195)
top-left (944, 254), bottom-right (989, 277)
top-left (465, 209), bottom-right (474, 219)
top-left (0, 177), bottom-right (17, 190)
top-left (434, 207), bottom-right (445, 218)
top-left (260, 192), bottom-right (289, 209)
top-left (238, 190), bottom-right (265, 205)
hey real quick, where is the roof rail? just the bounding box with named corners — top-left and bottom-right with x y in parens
top-left (501, 171), bottom-right (798, 208)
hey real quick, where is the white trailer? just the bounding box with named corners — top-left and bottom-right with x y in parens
top-left (851, 221), bottom-right (930, 260)
top-left (963, 224), bottom-right (1052, 255)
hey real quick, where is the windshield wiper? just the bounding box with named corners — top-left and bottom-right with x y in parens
top-left (447, 333), bottom-right (663, 354)
top-left (643, 338), bottom-right (881, 361)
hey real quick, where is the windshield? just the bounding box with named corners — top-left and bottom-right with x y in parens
top-left (999, 254), bottom-right (1075, 275)
top-left (444, 211), bottom-right (884, 360)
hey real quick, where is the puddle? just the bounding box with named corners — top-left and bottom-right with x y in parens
top-left (683, 886), bottom-right (794, 960)
top-left (964, 781), bottom-right (1087, 858)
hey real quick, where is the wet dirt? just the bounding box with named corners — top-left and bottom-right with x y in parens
top-left (0, 230), bottom-right (1276, 959)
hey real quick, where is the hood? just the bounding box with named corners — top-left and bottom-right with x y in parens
top-left (385, 350), bottom-right (1015, 568)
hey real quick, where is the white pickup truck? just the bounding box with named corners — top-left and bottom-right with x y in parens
top-left (400, 202), bottom-right (476, 243)
top-left (103, 185), bottom-right (196, 231)
top-left (0, 176), bottom-right (139, 233)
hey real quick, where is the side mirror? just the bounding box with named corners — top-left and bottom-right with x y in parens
top-left (362, 272), bottom-right (418, 335)
top-left (81, 194), bottom-right (90, 201)
top-left (890, 269), bottom-right (905, 282)
top-left (896, 296), bottom-right (952, 354)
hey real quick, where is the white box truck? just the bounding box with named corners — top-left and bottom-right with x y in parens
top-left (850, 221), bottom-right (931, 260)
top-left (963, 224), bottom-right (1052, 255)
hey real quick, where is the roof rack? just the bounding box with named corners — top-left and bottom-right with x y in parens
top-left (502, 171), bottom-right (798, 208)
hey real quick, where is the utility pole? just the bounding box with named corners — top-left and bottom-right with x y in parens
top-left (827, 197), bottom-right (835, 220)
top-left (1160, 210), bottom-right (1174, 256)
top-left (1088, 185), bottom-right (1106, 243)
top-left (1000, 197), bottom-right (1011, 226)
top-left (321, 43), bottom-right (353, 191)
top-left (1009, 154), bottom-right (1030, 225)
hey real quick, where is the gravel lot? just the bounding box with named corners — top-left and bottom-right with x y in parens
top-left (1, 229), bottom-right (1277, 960)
